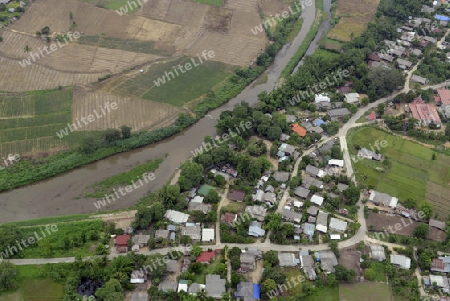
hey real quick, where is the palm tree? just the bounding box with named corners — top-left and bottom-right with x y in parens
top-left (23, 45), bottom-right (31, 53)
top-left (109, 255), bottom-right (134, 285)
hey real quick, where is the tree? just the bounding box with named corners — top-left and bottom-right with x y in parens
top-left (95, 244), bottom-right (107, 255)
top-left (191, 244), bottom-right (202, 257)
top-left (145, 254), bottom-right (167, 279)
top-left (262, 250), bottom-right (279, 267)
top-left (104, 128), bottom-right (121, 143)
top-left (413, 223), bottom-right (429, 239)
top-left (23, 45), bottom-right (31, 53)
top-left (120, 125), bottom-right (132, 139)
top-left (261, 279), bottom-right (277, 294)
top-left (109, 255), bottom-right (135, 285)
top-left (267, 126), bottom-right (282, 141)
top-left (79, 136), bottom-right (97, 154)
top-left (329, 241), bottom-right (340, 257)
top-left (419, 202), bottom-right (433, 220)
top-left (178, 162), bottom-right (204, 191)
top-left (95, 278), bottom-right (123, 301)
top-left (0, 261), bottom-right (19, 292)
top-left (180, 235), bottom-right (192, 245)
top-left (230, 256), bottom-right (241, 270)
top-left (376, 103), bottom-right (385, 117)
top-left (40, 26), bottom-right (50, 35)
top-left (364, 268), bottom-right (376, 281)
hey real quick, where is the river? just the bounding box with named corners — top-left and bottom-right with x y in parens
top-left (0, 0), bottom-right (331, 223)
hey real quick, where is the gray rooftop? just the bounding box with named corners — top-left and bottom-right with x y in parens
top-left (294, 186), bottom-right (310, 198)
top-left (329, 218), bottom-right (348, 232)
top-left (206, 275), bottom-right (226, 298)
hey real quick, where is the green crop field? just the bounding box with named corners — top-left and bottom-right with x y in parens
top-left (114, 57), bottom-right (232, 107)
top-left (340, 282), bottom-right (394, 301)
top-left (77, 35), bottom-right (170, 56)
top-left (347, 127), bottom-right (450, 218)
top-left (192, 0), bottom-right (223, 6)
top-left (305, 286), bottom-right (339, 301)
top-left (0, 89), bottom-right (77, 155)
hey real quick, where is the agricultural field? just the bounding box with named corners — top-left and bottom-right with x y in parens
top-left (72, 88), bottom-right (181, 131)
top-left (347, 127), bottom-right (450, 219)
top-left (0, 90), bottom-right (73, 155)
top-left (113, 57), bottom-right (232, 107)
top-left (0, 278), bottom-right (63, 301)
top-left (327, 0), bottom-right (380, 42)
top-left (339, 282), bottom-right (394, 301)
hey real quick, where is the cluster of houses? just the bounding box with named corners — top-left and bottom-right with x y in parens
top-left (424, 255), bottom-right (450, 293)
top-left (311, 93), bottom-right (354, 120)
top-left (277, 251), bottom-right (339, 280)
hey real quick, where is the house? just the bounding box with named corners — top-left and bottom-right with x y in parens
top-left (410, 49), bottom-right (422, 57)
top-left (357, 148), bottom-right (382, 161)
top-left (178, 280), bottom-right (189, 293)
top-left (240, 249), bottom-right (262, 271)
top-left (191, 196), bottom-right (204, 203)
top-left (166, 260), bottom-right (178, 273)
top-left (228, 190), bottom-right (246, 202)
top-left (423, 36), bottom-right (437, 44)
top-left (307, 206), bottom-right (319, 216)
top-left (344, 93), bottom-right (360, 104)
top-left (318, 251), bottom-right (338, 273)
top-left (265, 185), bottom-right (274, 193)
top-left (366, 111), bottom-right (376, 121)
top-left (409, 96), bottom-right (441, 127)
top-left (133, 234), bottom-right (151, 247)
top-left (167, 225), bottom-right (177, 232)
top-left (329, 218), bottom-right (348, 232)
top-left (436, 88), bottom-right (450, 106)
top-left (130, 270), bottom-right (147, 284)
top-left (370, 245), bottom-right (386, 261)
top-left (252, 189), bottom-right (264, 202)
top-left (378, 53), bottom-right (394, 62)
top-left (189, 202), bottom-right (212, 214)
top-left (183, 223), bottom-right (201, 241)
top-left (390, 254), bottom-right (411, 269)
top-left (429, 219), bottom-right (446, 231)
top-left (300, 254), bottom-right (317, 280)
top-left (286, 114), bottom-right (297, 123)
top-left (245, 206), bottom-right (267, 221)
top-left (316, 211), bottom-right (328, 233)
top-left (235, 282), bottom-right (261, 301)
top-left (431, 257), bottom-right (450, 273)
top-left (429, 275), bottom-right (449, 288)
top-left (0, 0), bottom-right (11, 4)
top-left (115, 235), bottom-right (131, 253)
top-left (248, 221), bottom-right (265, 237)
top-left (164, 210), bottom-right (189, 224)
top-left (302, 174), bottom-right (323, 189)
top-left (421, 5), bottom-right (434, 13)
top-left (306, 165), bottom-right (325, 178)
top-left (328, 159), bottom-right (344, 167)
top-left (337, 183), bottom-right (349, 192)
top-left (310, 195), bottom-right (324, 207)
top-left (308, 216), bottom-right (316, 223)
top-left (313, 119), bottom-right (326, 127)
top-left (278, 143), bottom-right (296, 156)
top-left (206, 275), bottom-right (226, 298)
top-left (290, 123), bottom-right (307, 137)
top-left (294, 186), bottom-right (310, 199)
top-left (278, 253), bottom-right (297, 267)
top-left (315, 94), bottom-right (331, 103)
top-left (293, 200), bottom-right (304, 208)
top-left (202, 228), bottom-right (215, 242)
top-left (330, 234), bottom-right (341, 240)
top-left (315, 101), bottom-right (332, 110)
top-left (396, 58), bottom-right (413, 70)
top-left (263, 192), bottom-right (276, 206)
top-left (197, 251), bottom-right (216, 263)
top-left (221, 212), bottom-right (238, 226)
top-left (189, 283), bottom-right (205, 295)
top-left (303, 223), bottom-right (315, 237)
top-left (155, 229), bottom-right (170, 240)
top-left (159, 279), bottom-right (177, 292)
top-left (273, 171), bottom-right (290, 182)
top-left (328, 108), bottom-right (351, 119)
top-left (369, 190), bottom-right (398, 208)
top-left (282, 208), bottom-right (302, 223)
top-left (309, 126), bottom-right (324, 134)
top-left (338, 82), bottom-right (353, 94)
top-left (280, 133), bottom-right (290, 141)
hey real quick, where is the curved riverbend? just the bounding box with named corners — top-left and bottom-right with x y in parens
top-left (0, 1), bottom-right (319, 223)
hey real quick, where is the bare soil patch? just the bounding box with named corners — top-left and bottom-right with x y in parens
top-left (367, 211), bottom-right (446, 242)
top-left (339, 245), bottom-right (363, 277)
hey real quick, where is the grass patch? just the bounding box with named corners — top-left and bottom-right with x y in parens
top-left (15, 220), bottom-right (105, 258)
top-left (251, 74), bottom-right (268, 88)
top-left (222, 202), bottom-right (246, 213)
top-left (347, 127), bottom-right (450, 215)
top-left (340, 282), bottom-right (394, 301)
top-left (191, 0), bottom-right (223, 6)
top-left (320, 38), bottom-right (344, 52)
top-left (0, 277), bottom-right (63, 301)
top-left (287, 18), bottom-right (304, 42)
top-left (85, 158), bottom-right (163, 198)
top-left (368, 261), bottom-right (387, 282)
top-left (194, 255), bottom-right (223, 284)
top-left (313, 48), bottom-right (340, 61)
top-left (280, 0), bottom-right (324, 78)
top-left (305, 285), bottom-right (339, 301)
top-left (283, 268), bottom-right (303, 295)
top-left (2, 214), bottom-right (91, 227)
top-left (198, 184), bottom-right (215, 196)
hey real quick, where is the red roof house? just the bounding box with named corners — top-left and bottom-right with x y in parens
top-left (436, 88), bottom-right (450, 105)
top-left (408, 96), bottom-right (441, 127)
top-left (290, 123), bottom-right (307, 137)
top-left (221, 212), bottom-right (238, 225)
top-left (228, 189), bottom-right (246, 202)
top-left (116, 235), bottom-right (131, 253)
top-left (366, 111), bottom-right (376, 121)
top-left (196, 251), bottom-right (216, 263)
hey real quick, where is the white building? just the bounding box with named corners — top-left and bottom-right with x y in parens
top-left (202, 228), bottom-right (215, 242)
top-left (314, 94), bottom-right (331, 103)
